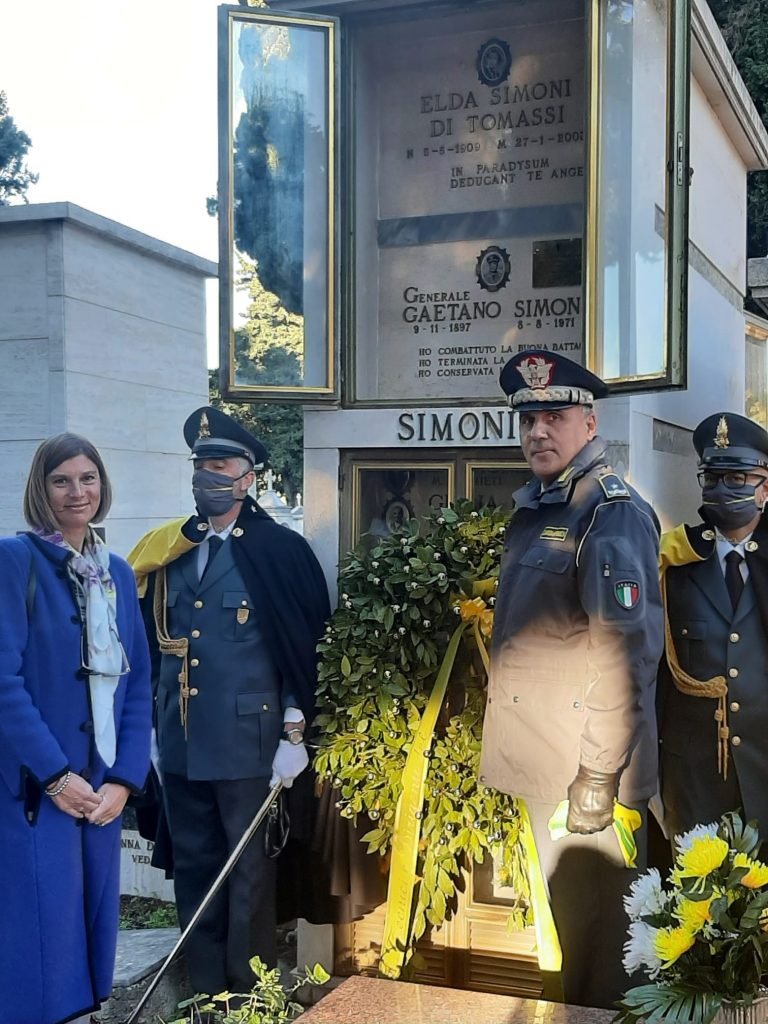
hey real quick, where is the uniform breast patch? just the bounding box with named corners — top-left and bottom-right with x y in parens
top-left (614, 580), bottom-right (640, 609)
top-left (598, 473), bottom-right (630, 500)
top-left (540, 526), bottom-right (569, 542)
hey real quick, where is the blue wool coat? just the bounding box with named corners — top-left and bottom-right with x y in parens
top-left (0, 533), bottom-right (151, 1024)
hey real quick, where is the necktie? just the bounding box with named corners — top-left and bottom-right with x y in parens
top-left (201, 534), bottom-right (224, 580)
top-left (724, 550), bottom-right (744, 611)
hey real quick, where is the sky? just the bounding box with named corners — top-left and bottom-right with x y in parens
top-left (0, 0), bottom-right (225, 364)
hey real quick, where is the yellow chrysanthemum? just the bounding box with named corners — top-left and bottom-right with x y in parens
top-left (654, 926), bottom-right (696, 968)
top-left (676, 836), bottom-right (729, 878)
top-left (734, 853), bottom-right (768, 889)
top-left (674, 897), bottom-right (713, 934)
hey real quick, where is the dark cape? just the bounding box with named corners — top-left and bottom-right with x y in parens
top-left (131, 496), bottom-right (334, 923)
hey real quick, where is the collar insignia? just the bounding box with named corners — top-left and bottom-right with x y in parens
top-left (714, 416), bottom-right (729, 449)
top-left (517, 355), bottom-right (555, 389)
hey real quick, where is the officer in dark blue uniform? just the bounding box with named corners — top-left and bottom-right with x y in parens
top-left (131, 408), bottom-right (330, 998)
top-left (659, 412), bottom-right (768, 839)
top-left (479, 350), bottom-right (664, 1009)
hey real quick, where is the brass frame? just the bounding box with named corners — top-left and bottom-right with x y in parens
top-left (349, 460), bottom-right (456, 547)
top-left (585, 0), bottom-right (690, 390)
top-left (464, 459), bottom-right (530, 503)
top-left (218, 6), bottom-right (338, 402)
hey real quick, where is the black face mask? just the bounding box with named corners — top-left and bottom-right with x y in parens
top-left (700, 479), bottom-right (764, 531)
top-left (192, 468), bottom-right (248, 518)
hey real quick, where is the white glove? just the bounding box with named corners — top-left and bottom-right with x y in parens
top-left (269, 739), bottom-right (309, 789)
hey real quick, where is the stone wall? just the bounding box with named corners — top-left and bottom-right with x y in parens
top-left (0, 202), bottom-right (215, 555)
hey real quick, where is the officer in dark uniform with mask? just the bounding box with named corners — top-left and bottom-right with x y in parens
top-left (479, 350), bottom-right (664, 1009)
top-left (128, 407), bottom-right (330, 998)
top-left (659, 412), bottom-right (768, 840)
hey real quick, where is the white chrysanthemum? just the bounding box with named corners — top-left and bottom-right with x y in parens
top-left (624, 868), bottom-right (666, 919)
top-left (623, 921), bottom-right (663, 978)
top-left (624, 869), bottom-right (665, 919)
top-left (674, 822), bottom-right (719, 856)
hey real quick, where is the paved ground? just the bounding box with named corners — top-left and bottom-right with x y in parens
top-left (93, 923), bottom-right (300, 1023)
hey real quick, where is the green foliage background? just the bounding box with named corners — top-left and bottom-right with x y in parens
top-left (210, 258), bottom-right (304, 503)
top-left (708, 0), bottom-right (768, 260)
top-left (0, 91), bottom-right (37, 205)
top-left (313, 503), bottom-right (531, 959)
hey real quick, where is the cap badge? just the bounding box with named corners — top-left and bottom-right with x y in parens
top-left (517, 355), bottom-right (555, 390)
top-left (714, 416), bottom-right (729, 449)
top-left (198, 411), bottom-right (211, 440)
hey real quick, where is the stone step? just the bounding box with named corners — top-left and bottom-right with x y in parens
top-left (95, 928), bottom-right (187, 1024)
top-left (93, 928), bottom-right (302, 1023)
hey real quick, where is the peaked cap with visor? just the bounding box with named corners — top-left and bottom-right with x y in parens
top-left (183, 406), bottom-right (268, 468)
top-left (499, 348), bottom-right (610, 412)
top-left (693, 411), bottom-right (768, 472)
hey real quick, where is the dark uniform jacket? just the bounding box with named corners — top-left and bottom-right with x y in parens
top-left (658, 517), bottom-right (768, 836)
top-left (157, 536), bottom-right (289, 779)
top-left (128, 497), bottom-right (332, 909)
top-left (480, 437), bottom-right (664, 804)
top-left (131, 497), bottom-right (330, 741)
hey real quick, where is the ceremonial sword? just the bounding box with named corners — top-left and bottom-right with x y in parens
top-left (125, 780), bottom-right (284, 1024)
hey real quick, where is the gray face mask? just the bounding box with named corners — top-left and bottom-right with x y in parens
top-left (192, 468), bottom-right (247, 518)
top-left (700, 479), bottom-right (764, 531)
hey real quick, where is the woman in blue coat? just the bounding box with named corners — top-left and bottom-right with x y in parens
top-left (0, 434), bottom-right (151, 1024)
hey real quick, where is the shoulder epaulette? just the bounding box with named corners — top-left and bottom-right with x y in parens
top-left (597, 472), bottom-right (631, 500)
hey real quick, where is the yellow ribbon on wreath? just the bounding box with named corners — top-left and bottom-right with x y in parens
top-left (457, 596), bottom-right (493, 675)
top-left (379, 587), bottom-right (495, 979)
top-left (517, 799), bottom-right (563, 973)
top-left (379, 619), bottom-right (469, 978)
top-left (513, 800), bottom-right (642, 978)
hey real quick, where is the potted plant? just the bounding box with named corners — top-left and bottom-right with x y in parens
top-left (617, 812), bottom-right (768, 1024)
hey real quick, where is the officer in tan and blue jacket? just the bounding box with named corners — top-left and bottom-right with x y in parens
top-left (479, 350), bottom-right (664, 1009)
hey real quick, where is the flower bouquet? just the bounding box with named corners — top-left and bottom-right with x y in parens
top-left (616, 812), bottom-right (768, 1024)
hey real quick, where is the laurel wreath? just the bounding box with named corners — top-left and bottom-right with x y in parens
top-left (313, 501), bottom-right (531, 953)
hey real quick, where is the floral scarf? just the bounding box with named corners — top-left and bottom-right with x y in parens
top-left (37, 528), bottom-right (123, 766)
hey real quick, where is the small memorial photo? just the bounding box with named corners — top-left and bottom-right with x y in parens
top-left (475, 37), bottom-right (512, 86)
top-left (384, 497), bottom-right (413, 533)
top-left (476, 245), bottom-right (511, 293)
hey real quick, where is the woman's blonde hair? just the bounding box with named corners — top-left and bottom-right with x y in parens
top-left (23, 433), bottom-right (113, 534)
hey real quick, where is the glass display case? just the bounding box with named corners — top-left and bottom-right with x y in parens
top-left (218, 7), bottom-right (337, 400)
top-left (219, 0), bottom-right (691, 403)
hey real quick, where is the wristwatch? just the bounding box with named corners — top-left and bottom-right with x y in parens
top-left (282, 727), bottom-right (304, 745)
